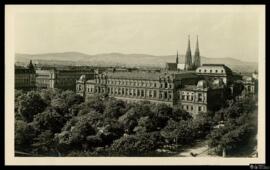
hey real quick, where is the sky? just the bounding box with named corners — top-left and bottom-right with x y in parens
top-left (10, 5), bottom-right (264, 62)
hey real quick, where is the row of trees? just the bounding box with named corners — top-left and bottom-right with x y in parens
top-left (15, 88), bottom-right (257, 157)
top-left (207, 95), bottom-right (258, 156)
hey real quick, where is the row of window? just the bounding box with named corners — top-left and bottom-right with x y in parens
top-left (181, 93), bottom-right (205, 102)
top-left (182, 105), bottom-right (206, 112)
top-left (95, 79), bottom-right (173, 89)
top-left (85, 86), bottom-right (173, 100)
top-left (198, 69), bottom-right (224, 73)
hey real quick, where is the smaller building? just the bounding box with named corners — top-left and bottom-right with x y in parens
top-left (15, 61), bottom-right (36, 90)
top-left (179, 79), bottom-right (225, 116)
top-left (241, 75), bottom-right (258, 97)
top-left (36, 68), bottom-right (95, 90)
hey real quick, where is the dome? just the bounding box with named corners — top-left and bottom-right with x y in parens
top-left (197, 80), bottom-right (208, 88)
top-left (79, 75), bottom-right (86, 81)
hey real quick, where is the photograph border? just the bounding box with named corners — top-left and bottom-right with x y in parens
top-left (4, 4), bottom-right (268, 166)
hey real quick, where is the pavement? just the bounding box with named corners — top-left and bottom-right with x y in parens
top-left (176, 140), bottom-right (220, 157)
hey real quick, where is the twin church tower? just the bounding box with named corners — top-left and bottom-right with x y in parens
top-left (174, 35), bottom-right (201, 71)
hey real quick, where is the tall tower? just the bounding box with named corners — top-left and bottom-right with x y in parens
top-left (193, 35), bottom-right (201, 69)
top-left (176, 50), bottom-right (179, 64)
top-left (184, 35), bottom-right (192, 70)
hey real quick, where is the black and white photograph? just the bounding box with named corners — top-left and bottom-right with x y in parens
top-left (5, 5), bottom-right (266, 165)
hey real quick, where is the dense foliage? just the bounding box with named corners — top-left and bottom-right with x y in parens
top-left (15, 89), bottom-right (257, 157)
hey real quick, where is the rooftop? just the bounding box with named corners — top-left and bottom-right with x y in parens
top-left (103, 70), bottom-right (198, 81)
top-left (15, 67), bottom-right (35, 74)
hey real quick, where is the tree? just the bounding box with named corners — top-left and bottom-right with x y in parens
top-left (17, 91), bottom-right (47, 122)
top-left (79, 95), bottom-right (105, 115)
top-left (15, 120), bottom-right (37, 151)
top-left (151, 104), bottom-right (172, 129)
top-left (39, 88), bottom-right (62, 105)
top-left (133, 116), bottom-right (156, 133)
top-left (32, 107), bottom-right (66, 133)
top-left (51, 97), bottom-right (68, 115)
top-left (103, 99), bottom-right (127, 119)
top-left (192, 111), bottom-right (214, 138)
top-left (96, 119), bottom-right (124, 145)
top-left (67, 115), bottom-right (97, 150)
top-left (32, 130), bottom-right (56, 155)
top-left (110, 132), bottom-right (162, 156)
top-left (161, 119), bottom-right (194, 145)
top-left (172, 106), bottom-right (192, 121)
top-left (232, 81), bottom-right (244, 99)
top-left (208, 95), bottom-right (258, 156)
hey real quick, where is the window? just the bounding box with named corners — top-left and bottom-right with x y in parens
top-left (204, 69), bottom-right (206, 73)
top-left (191, 106), bottom-right (193, 111)
top-left (198, 106), bottom-right (202, 112)
top-left (198, 93), bottom-right (203, 102)
top-left (210, 70), bottom-right (212, 73)
top-left (199, 69), bottom-right (201, 72)
top-left (164, 91), bottom-right (167, 99)
top-left (247, 86), bottom-right (251, 92)
top-left (215, 70), bottom-right (218, 73)
top-left (221, 70), bottom-right (224, 73)
top-left (182, 95), bottom-right (185, 100)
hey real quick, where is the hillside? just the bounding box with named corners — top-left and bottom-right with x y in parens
top-left (15, 52), bottom-right (258, 73)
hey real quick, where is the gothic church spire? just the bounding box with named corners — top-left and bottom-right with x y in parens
top-left (193, 35), bottom-right (201, 69)
top-left (185, 35), bottom-right (192, 70)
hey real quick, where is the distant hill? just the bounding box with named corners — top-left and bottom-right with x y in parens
top-left (15, 52), bottom-right (258, 73)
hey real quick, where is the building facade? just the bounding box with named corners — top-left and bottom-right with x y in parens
top-left (36, 68), bottom-right (95, 90)
top-left (15, 61), bottom-right (36, 90)
top-left (15, 66), bottom-right (36, 90)
top-left (179, 79), bottom-right (225, 115)
top-left (77, 71), bottom-right (199, 106)
top-left (195, 64), bottom-right (233, 85)
top-left (240, 75), bottom-right (258, 97)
